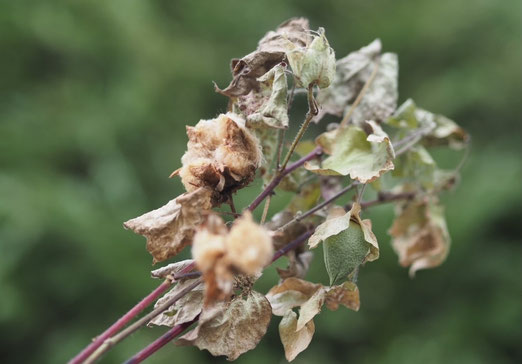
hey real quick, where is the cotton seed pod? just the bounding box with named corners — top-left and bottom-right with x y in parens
top-left (225, 212), bottom-right (274, 275)
top-left (192, 215), bottom-right (228, 273)
top-left (179, 113), bottom-right (263, 204)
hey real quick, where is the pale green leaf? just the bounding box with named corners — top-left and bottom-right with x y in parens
top-left (305, 121), bottom-right (395, 183)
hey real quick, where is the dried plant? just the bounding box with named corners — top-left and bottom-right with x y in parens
top-left (70, 18), bottom-right (469, 364)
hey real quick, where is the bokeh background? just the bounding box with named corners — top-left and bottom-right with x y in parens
top-left (1, 1), bottom-right (521, 363)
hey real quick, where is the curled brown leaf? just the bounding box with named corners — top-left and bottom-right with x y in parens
top-left (123, 187), bottom-right (212, 264)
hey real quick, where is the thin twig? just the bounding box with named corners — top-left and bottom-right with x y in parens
top-left (276, 128), bottom-right (286, 170)
top-left (340, 61), bottom-right (380, 127)
top-left (277, 182), bottom-right (358, 232)
top-left (123, 317), bottom-right (198, 364)
top-left (260, 195), bottom-right (271, 225)
top-left (247, 146), bottom-right (323, 212)
top-left (121, 230), bottom-right (315, 364)
top-left (346, 191), bottom-right (415, 211)
top-left (84, 279), bottom-right (202, 364)
top-left (68, 280), bottom-right (174, 364)
top-left (279, 84), bottom-right (318, 171)
top-left (356, 184), bottom-right (367, 204)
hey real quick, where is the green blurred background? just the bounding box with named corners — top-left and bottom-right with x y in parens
top-left (1, 1), bottom-right (520, 363)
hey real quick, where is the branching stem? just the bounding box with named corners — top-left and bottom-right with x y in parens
top-left (279, 84), bottom-right (318, 171)
top-left (83, 279), bottom-right (202, 364)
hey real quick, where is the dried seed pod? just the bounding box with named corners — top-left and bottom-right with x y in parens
top-left (226, 212), bottom-right (274, 275)
top-left (179, 113), bottom-right (263, 205)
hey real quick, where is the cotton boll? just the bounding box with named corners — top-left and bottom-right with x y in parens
top-left (179, 113), bottom-right (262, 204)
top-left (225, 212), bottom-right (273, 275)
top-left (192, 215), bottom-right (228, 272)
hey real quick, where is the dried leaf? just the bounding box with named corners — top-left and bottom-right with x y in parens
top-left (266, 278), bottom-right (322, 316)
top-left (124, 187), bottom-right (212, 264)
top-left (325, 281), bottom-right (360, 311)
top-left (305, 121), bottom-right (395, 183)
top-left (277, 250), bottom-right (313, 280)
top-left (148, 278), bottom-right (204, 328)
top-left (248, 64), bottom-right (289, 129)
top-left (285, 27), bottom-right (336, 89)
top-left (216, 18), bottom-right (310, 97)
top-left (315, 39), bottom-right (398, 124)
top-left (308, 203), bottom-right (379, 285)
top-left (179, 113), bottom-right (262, 204)
top-left (296, 287), bottom-right (326, 331)
top-left (177, 290), bottom-right (272, 360)
top-left (389, 198), bottom-right (450, 276)
top-left (150, 259), bottom-right (194, 279)
top-left (349, 52), bottom-right (398, 125)
top-left (279, 310), bottom-right (315, 362)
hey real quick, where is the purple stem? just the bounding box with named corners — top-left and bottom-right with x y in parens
top-left (248, 147), bottom-right (322, 212)
top-left (123, 317), bottom-right (198, 364)
top-left (69, 264), bottom-right (194, 364)
top-left (271, 230), bottom-right (314, 262)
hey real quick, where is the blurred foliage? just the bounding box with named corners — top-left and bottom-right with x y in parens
top-left (0, 1), bottom-right (521, 363)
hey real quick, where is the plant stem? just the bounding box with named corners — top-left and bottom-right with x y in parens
top-left (271, 230), bottom-right (314, 262)
top-left (247, 146), bottom-right (322, 212)
top-left (84, 279), bottom-right (202, 364)
top-left (277, 182), bottom-right (358, 232)
top-left (279, 84), bottom-right (318, 171)
top-left (68, 280), bottom-right (173, 364)
top-left (123, 318), bottom-right (198, 364)
top-left (120, 230), bottom-right (314, 364)
top-left (346, 191), bottom-right (415, 211)
top-left (339, 61), bottom-right (380, 127)
top-left (260, 195), bottom-right (271, 225)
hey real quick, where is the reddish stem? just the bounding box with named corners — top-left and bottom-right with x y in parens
top-left (69, 281), bottom-right (172, 364)
top-left (248, 147), bottom-right (322, 212)
top-left (271, 230), bottom-right (314, 262)
top-left (123, 317), bottom-right (198, 364)
top-left (69, 263), bottom-right (195, 364)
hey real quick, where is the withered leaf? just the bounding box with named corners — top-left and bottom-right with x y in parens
top-left (150, 259), bottom-right (194, 279)
top-left (279, 310), bottom-right (315, 362)
top-left (248, 64), bottom-right (290, 129)
top-left (305, 121), bottom-right (395, 183)
top-left (177, 290), bottom-right (272, 360)
top-left (124, 187), bottom-right (212, 264)
top-left (216, 18), bottom-right (310, 97)
top-left (325, 281), bottom-right (360, 311)
top-left (266, 278), bottom-right (322, 316)
top-left (296, 287), bottom-right (326, 331)
top-left (179, 113), bottom-right (262, 203)
top-left (315, 39), bottom-right (398, 124)
top-left (389, 198), bottom-right (450, 277)
top-left (277, 250), bottom-right (313, 280)
top-left (148, 278), bottom-right (204, 328)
